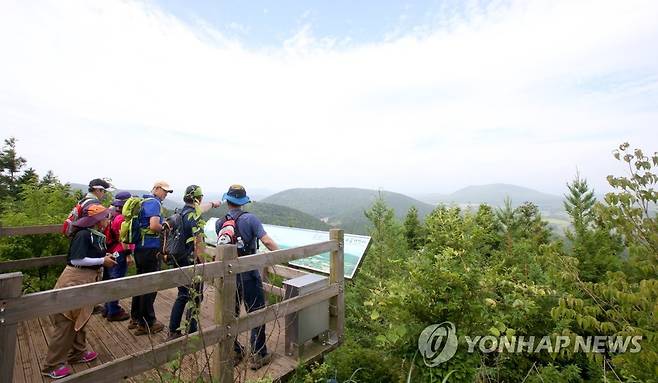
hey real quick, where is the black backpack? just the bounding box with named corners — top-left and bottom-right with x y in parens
top-left (163, 206), bottom-right (193, 265)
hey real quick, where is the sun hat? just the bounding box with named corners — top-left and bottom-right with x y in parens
top-left (72, 204), bottom-right (111, 228)
top-left (222, 184), bottom-right (250, 206)
top-left (152, 181), bottom-right (173, 193)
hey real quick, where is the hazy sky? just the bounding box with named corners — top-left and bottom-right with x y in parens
top-left (0, 0), bottom-right (656, 196)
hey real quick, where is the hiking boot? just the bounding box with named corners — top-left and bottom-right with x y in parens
top-left (134, 320), bottom-right (164, 336)
top-left (70, 351), bottom-right (98, 364)
top-left (107, 309), bottom-right (130, 322)
top-left (92, 304), bottom-right (105, 316)
top-left (128, 318), bottom-right (139, 329)
top-left (166, 331), bottom-right (183, 342)
top-left (249, 353), bottom-right (272, 370)
top-left (42, 364), bottom-right (72, 379)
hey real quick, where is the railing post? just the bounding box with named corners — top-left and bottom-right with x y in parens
top-left (329, 229), bottom-right (344, 345)
top-left (213, 245), bottom-right (237, 383)
top-left (0, 272), bottom-right (23, 383)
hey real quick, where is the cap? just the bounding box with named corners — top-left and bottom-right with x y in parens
top-left (185, 185), bottom-right (204, 199)
top-left (111, 191), bottom-right (132, 208)
top-left (153, 181), bottom-right (173, 193)
top-left (88, 178), bottom-right (112, 192)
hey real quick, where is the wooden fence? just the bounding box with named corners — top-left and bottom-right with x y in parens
top-left (0, 224), bottom-right (345, 383)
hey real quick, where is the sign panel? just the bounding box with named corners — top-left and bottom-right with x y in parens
top-left (204, 218), bottom-right (370, 279)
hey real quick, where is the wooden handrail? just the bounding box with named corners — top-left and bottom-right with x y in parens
top-left (0, 241), bottom-right (340, 325)
top-left (0, 224), bottom-right (61, 237)
top-left (233, 241), bottom-right (338, 274)
top-left (1, 261), bottom-right (224, 325)
top-left (0, 254), bottom-right (67, 273)
top-left (267, 264), bottom-right (309, 279)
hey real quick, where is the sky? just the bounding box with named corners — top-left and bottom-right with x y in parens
top-left (0, 0), bottom-right (657, 197)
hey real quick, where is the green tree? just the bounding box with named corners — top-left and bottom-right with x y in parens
top-left (363, 192), bottom-right (407, 278)
top-left (16, 167), bottom-right (39, 191)
top-left (553, 143), bottom-right (658, 382)
top-left (402, 206), bottom-right (423, 250)
top-left (564, 172), bottom-right (596, 236)
top-left (563, 173), bottom-right (622, 282)
top-left (0, 137), bottom-right (27, 203)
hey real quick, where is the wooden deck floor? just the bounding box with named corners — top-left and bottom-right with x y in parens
top-left (12, 285), bottom-right (330, 382)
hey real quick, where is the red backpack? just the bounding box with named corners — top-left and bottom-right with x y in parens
top-left (61, 198), bottom-right (97, 238)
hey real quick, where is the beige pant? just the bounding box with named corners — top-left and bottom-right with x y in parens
top-left (42, 313), bottom-right (87, 371)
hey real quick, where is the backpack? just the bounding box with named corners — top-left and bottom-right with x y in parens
top-left (105, 213), bottom-right (121, 249)
top-left (162, 207), bottom-right (193, 265)
top-left (119, 197), bottom-right (155, 245)
top-left (215, 211), bottom-right (254, 256)
top-left (61, 198), bottom-right (98, 238)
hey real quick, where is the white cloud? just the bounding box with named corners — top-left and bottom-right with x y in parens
top-left (0, 0), bottom-right (656, 197)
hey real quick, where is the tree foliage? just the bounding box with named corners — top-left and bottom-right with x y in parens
top-left (293, 142), bottom-right (657, 383)
top-left (0, 137), bottom-right (77, 292)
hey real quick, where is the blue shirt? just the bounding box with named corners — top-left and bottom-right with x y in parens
top-left (137, 194), bottom-right (162, 249)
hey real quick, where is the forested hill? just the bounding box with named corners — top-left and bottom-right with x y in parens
top-left (415, 183), bottom-right (563, 209)
top-left (202, 201), bottom-right (331, 231)
top-left (263, 187), bottom-right (434, 234)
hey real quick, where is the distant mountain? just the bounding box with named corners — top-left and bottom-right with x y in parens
top-left (202, 201), bottom-right (331, 231)
top-left (67, 183), bottom-right (183, 211)
top-left (416, 184), bottom-right (565, 213)
top-left (263, 188), bottom-right (435, 234)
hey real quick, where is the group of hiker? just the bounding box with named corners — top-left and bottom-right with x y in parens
top-left (42, 179), bottom-right (279, 379)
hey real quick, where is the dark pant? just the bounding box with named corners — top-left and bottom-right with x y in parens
top-left (131, 247), bottom-right (160, 326)
top-left (234, 270), bottom-right (267, 357)
top-left (104, 256), bottom-right (128, 316)
top-left (169, 282), bottom-right (203, 334)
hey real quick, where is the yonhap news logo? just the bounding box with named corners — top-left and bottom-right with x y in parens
top-left (418, 321), bottom-right (643, 367)
top-left (418, 321), bottom-right (458, 367)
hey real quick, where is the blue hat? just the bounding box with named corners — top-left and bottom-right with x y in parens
top-left (222, 184), bottom-right (250, 206)
top-left (111, 191), bottom-right (132, 208)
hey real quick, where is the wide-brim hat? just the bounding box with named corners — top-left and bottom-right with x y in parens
top-left (223, 184), bottom-right (250, 206)
top-left (72, 205), bottom-right (111, 228)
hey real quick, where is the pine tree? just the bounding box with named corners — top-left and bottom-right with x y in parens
top-left (563, 172), bottom-right (596, 236)
top-left (563, 172), bottom-right (622, 282)
top-left (363, 193), bottom-right (406, 278)
top-left (0, 137), bottom-right (27, 200)
top-left (402, 206), bottom-right (423, 250)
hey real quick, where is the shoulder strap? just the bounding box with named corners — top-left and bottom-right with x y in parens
top-left (233, 211), bottom-right (249, 247)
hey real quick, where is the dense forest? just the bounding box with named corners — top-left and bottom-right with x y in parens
top-left (0, 137), bottom-right (656, 382)
top-left (287, 142), bottom-right (657, 383)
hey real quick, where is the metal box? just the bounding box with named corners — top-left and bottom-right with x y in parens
top-left (284, 273), bottom-right (330, 358)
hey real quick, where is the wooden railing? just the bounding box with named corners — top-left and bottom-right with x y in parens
top-left (0, 224), bottom-right (345, 383)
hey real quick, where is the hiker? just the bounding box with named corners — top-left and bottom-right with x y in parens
top-left (103, 191), bottom-right (133, 322)
top-left (128, 181), bottom-right (171, 336)
top-left (41, 205), bottom-right (117, 379)
top-left (83, 178), bottom-right (111, 210)
top-left (215, 184), bottom-right (279, 370)
top-left (166, 185), bottom-right (221, 341)
top-left (62, 178), bottom-right (112, 239)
